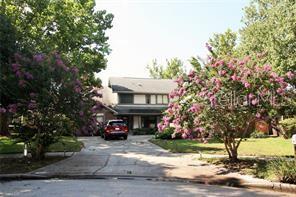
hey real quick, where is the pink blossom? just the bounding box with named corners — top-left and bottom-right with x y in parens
top-left (18, 80), bottom-right (26, 88)
top-left (256, 113), bottom-right (261, 118)
top-left (0, 107), bottom-right (6, 113)
top-left (24, 72), bottom-right (33, 80)
top-left (251, 98), bottom-right (259, 106)
top-left (71, 67), bottom-right (79, 74)
top-left (209, 95), bottom-right (217, 107)
top-left (231, 74), bottom-right (238, 81)
top-left (263, 64), bottom-right (272, 72)
top-left (11, 63), bottom-right (20, 72)
top-left (244, 82), bottom-right (251, 88)
top-left (276, 88), bottom-right (284, 95)
top-left (181, 133), bottom-right (187, 139)
top-left (270, 72), bottom-right (278, 78)
top-left (15, 70), bottom-right (23, 78)
top-left (218, 70), bottom-right (226, 76)
top-left (56, 59), bottom-right (64, 67)
top-left (188, 70), bottom-right (195, 79)
top-left (8, 104), bottom-right (17, 113)
top-left (286, 71), bottom-right (294, 80)
top-left (33, 54), bottom-right (44, 62)
top-left (28, 100), bottom-right (37, 110)
top-left (174, 76), bottom-right (184, 85)
top-left (74, 86), bottom-right (81, 93)
top-left (227, 62), bottom-right (235, 70)
top-left (188, 103), bottom-right (201, 113)
top-left (248, 93), bottom-right (255, 99)
top-left (79, 111), bottom-right (84, 117)
top-left (205, 43), bottom-right (212, 52)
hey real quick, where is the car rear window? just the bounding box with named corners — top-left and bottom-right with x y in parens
top-left (109, 121), bottom-right (126, 126)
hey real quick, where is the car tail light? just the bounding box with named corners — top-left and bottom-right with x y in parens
top-left (105, 126), bottom-right (113, 132)
top-left (123, 126), bottom-right (128, 132)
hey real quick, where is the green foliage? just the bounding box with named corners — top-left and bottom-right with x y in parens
top-left (155, 127), bottom-right (182, 140)
top-left (208, 29), bottom-right (238, 58)
top-left (269, 158), bottom-right (296, 184)
top-left (133, 128), bottom-right (156, 135)
top-left (239, 0), bottom-right (296, 80)
top-left (250, 131), bottom-right (268, 138)
top-left (279, 117), bottom-right (296, 138)
top-left (3, 0), bottom-right (113, 86)
top-left (147, 58), bottom-right (185, 79)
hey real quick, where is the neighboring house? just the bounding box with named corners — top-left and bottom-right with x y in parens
top-left (97, 77), bottom-right (177, 130)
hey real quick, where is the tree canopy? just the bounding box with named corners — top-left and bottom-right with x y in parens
top-left (2, 0), bottom-right (113, 86)
top-left (240, 0), bottom-right (295, 75)
top-left (147, 58), bottom-right (185, 79)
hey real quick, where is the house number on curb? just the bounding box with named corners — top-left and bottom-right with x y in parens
top-left (292, 134), bottom-right (296, 159)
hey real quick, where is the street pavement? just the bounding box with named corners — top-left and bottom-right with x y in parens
top-left (0, 179), bottom-right (292, 197)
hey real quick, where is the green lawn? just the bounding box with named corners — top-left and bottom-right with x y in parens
top-left (150, 137), bottom-right (294, 156)
top-left (0, 136), bottom-right (83, 154)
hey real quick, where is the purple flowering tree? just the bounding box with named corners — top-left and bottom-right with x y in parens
top-left (0, 52), bottom-right (102, 159)
top-left (158, 49), bottom-right (294, 161)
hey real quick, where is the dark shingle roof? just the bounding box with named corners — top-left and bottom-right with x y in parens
top-left (113, 105), bottom-right (167, 115)
top-left (109, 77), bottom-right (177, 94)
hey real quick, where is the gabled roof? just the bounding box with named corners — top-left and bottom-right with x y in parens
top-left (108, 77), bottom-right (177, 94)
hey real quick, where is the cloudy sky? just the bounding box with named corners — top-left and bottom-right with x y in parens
top-left (95, 0), bottom-right (249, 85)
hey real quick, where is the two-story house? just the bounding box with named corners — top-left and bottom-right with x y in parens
top-left (97, 77), bottom-right (177, 130)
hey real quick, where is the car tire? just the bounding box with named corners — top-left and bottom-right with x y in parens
top-left (104, 134), bottom-right (109, 141)
top-left (123, 135), bottom-right (128, 140)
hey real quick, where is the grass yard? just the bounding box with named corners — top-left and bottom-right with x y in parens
top-left (0, 136), bottom-right (83, 154)
top-left (0, 156), bottom-right (67, 174)
top-left (150, 137), bottom-right (294, 157)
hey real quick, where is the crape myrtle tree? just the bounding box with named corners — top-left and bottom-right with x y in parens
top-left (157, 47), bottom-right (294, 162)
top-left (0, 0), bottom-right (113, 136)
top-left (0, 53), bottom-right (102, 160)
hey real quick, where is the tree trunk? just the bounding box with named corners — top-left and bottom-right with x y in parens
top-left (0, 113), bottom-right (10, 136)
top-left (224, 138), bottom-right (239, 162)
top-left (31, 144), bottom-right (45, 160)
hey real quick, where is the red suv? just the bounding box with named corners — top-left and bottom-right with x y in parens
top-left (102, 120), bottom-right (128, 140)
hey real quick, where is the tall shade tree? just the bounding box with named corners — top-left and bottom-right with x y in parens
top-left (147, 58), bottom-right (185, 79)
top-left (2, 0), bottom-right (113, 86)
top-left (208, 29), bottom-right (238, 59)
top-left (239, 0), bottom-right (296, 84)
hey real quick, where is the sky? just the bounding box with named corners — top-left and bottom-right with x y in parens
top-left (95, 0), bottom-right (250, 85)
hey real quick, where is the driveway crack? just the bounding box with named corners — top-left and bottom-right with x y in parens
top-left (93, 155), bottom-right (111, 175)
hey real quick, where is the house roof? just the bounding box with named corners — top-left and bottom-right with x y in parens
top-left (113, 105), bottom-right (167, 115)
top-left (108, 77), bottom-right (177, 94)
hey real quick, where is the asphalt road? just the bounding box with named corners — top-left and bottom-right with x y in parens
top-left (0, 179), bottom-right (292, 197)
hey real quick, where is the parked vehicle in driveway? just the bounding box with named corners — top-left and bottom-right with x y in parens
top-left (101, 120), bottom-right (128, 140)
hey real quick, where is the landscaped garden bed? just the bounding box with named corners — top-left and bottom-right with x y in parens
top-left (201, 157), bottom-right (296, 184)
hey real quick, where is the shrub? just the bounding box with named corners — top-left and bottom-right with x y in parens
top-left (269, 158), bottom-right (296, 184)
top-left (132, 128), bottom-right (156, 135)
top-left (250, 131), bottom-right (268, 138)
top-left (155, 127), bottom-right (182, 140)
top-left (279, 118), bottom-right (296, 138)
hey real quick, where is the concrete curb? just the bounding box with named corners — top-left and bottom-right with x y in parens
top-left (0, 174), bottom-right (295, 194)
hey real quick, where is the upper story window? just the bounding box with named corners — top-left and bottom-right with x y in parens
top-left (145, 95), bottom-right (151, 104)
top-left (156, 95), bottom-right (169, 104)
top-left (119, 94), bottom-right (133, 104)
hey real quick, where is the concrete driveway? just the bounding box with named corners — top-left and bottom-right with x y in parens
top-left (31, 135), bottom-right (218, 178)
top-left (30, 135), bottom-right (273, 188)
